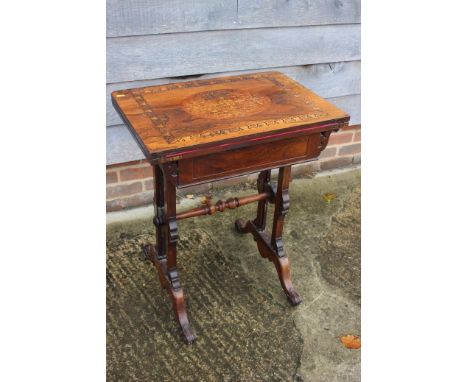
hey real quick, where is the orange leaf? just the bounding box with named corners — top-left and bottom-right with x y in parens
top-left (322, 192), bottom-right (337, 202)
top-left (340, 335), bottom-right (361, 349)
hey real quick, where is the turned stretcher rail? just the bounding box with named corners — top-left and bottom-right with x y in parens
top-left (176, 192), bottom-right (270, 220)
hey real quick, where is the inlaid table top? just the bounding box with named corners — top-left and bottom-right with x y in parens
top-left (112, 71), bottom-right (350, 162)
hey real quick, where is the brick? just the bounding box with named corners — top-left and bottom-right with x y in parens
top-left (353, 154), bottom-right (361, 164)
top-left (144, 179), bottom-right (154, 191)
top-left (106, 171), bottom-right (118, 184)
top-left (354, 130), bottom-right (361, 142)
top-left (119, 165), bottom-right (152, 181)
top-left (341, 124), bottom-right (361, 132)
top-left (106, 159), bottom-right (143, 169)
top-left (328, 132), bottom-right (354, 146)
top-left (319, 156), bottom-right (353, 171)
top-left (338, 143), bottom-right (361, 156)
top-left (107, 191), bottom-right (153, 212)
top-left (106, 182), bottom-right (142, 199)
top-left (319, 146), bottom-right (337, 159)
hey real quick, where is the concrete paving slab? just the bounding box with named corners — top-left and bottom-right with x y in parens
top-left (107, 168), bottom-right (360, 381)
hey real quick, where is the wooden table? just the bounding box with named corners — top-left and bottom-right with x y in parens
top-left (112, 71), bottom-right (350, 343)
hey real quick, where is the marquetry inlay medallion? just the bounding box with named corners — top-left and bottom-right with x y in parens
top-left (182, 89), bottom-right (271, 120)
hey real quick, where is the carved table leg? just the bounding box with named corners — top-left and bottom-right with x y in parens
top-left (143, 163), bottom-right (196, 344)
top-left (269, 166), bottom-right (302, 305)
top-left (235, 166), bottom-right (302, 306)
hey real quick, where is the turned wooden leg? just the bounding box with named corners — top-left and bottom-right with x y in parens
top-left (144, 163), bottom-right (196, 344)
top-left (235, 166), bottom-right (302, 306)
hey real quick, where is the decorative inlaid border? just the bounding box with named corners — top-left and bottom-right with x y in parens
top-left (115, 72), bottom-right (331, 145)
top-left (167, 112), bottom-right (329, 145)
top-left (130, 89), bottom-right (174, 143)
top-left (139, 73), bottom-right (268, 94)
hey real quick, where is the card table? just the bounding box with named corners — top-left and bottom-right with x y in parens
top-left (112, 71), bottom-right (350, 343)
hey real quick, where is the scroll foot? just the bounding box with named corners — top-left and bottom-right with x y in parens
top-left (172, 289), bottom-right (197, 344)
top-left (267, 245), bottom-right (302, 307)
top-left (181, 322), bottom-right (196, 344)
top-left (286, 289), bottom-right (302, 306)
top-left (144, 244), bottom-right (197, 344)
top-left (238, 220), bottom-right (302, 306)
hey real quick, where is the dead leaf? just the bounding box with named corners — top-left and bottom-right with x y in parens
top-left (340, 335), bottom-right (361, 349)
top-left (186, 194), bottom-right (194, 199)
top-left (323, 192), bottom-right (337, 203)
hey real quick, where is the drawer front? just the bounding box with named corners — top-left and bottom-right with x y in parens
top-left (178, 134), bottom-right (322, 186)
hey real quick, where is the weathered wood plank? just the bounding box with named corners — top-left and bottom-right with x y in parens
top-left (106, 93), bottom-right (361, 165)
top-left (107, 125), bottom-right (145, 164)
top-left (107, 0), bottom-right (237, 37)
top-left (238, 0), bottom-right (361, 30)
top-left (329, 93), bottom-right (360, 126)
top-left (106, 61), bottom-right (361, 126)
top-left (106, 0), bottom-right (360, 37)
top-left (107, 24), bottom-right (361, 83)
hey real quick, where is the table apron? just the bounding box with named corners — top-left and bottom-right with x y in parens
top-left (177, 133), bottom-right (324, 187)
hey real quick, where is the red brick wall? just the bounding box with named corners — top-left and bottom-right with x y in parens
top-left (106, 125), bottom-right (361, 212)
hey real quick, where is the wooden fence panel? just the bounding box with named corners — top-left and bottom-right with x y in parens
top-left (107, 0), bottom-right (361, 37)
top-left (107, 24), bottom-right (361, 83)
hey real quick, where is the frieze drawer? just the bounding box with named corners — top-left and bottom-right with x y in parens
top-left (177, 134), bottom-right (323, 187)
